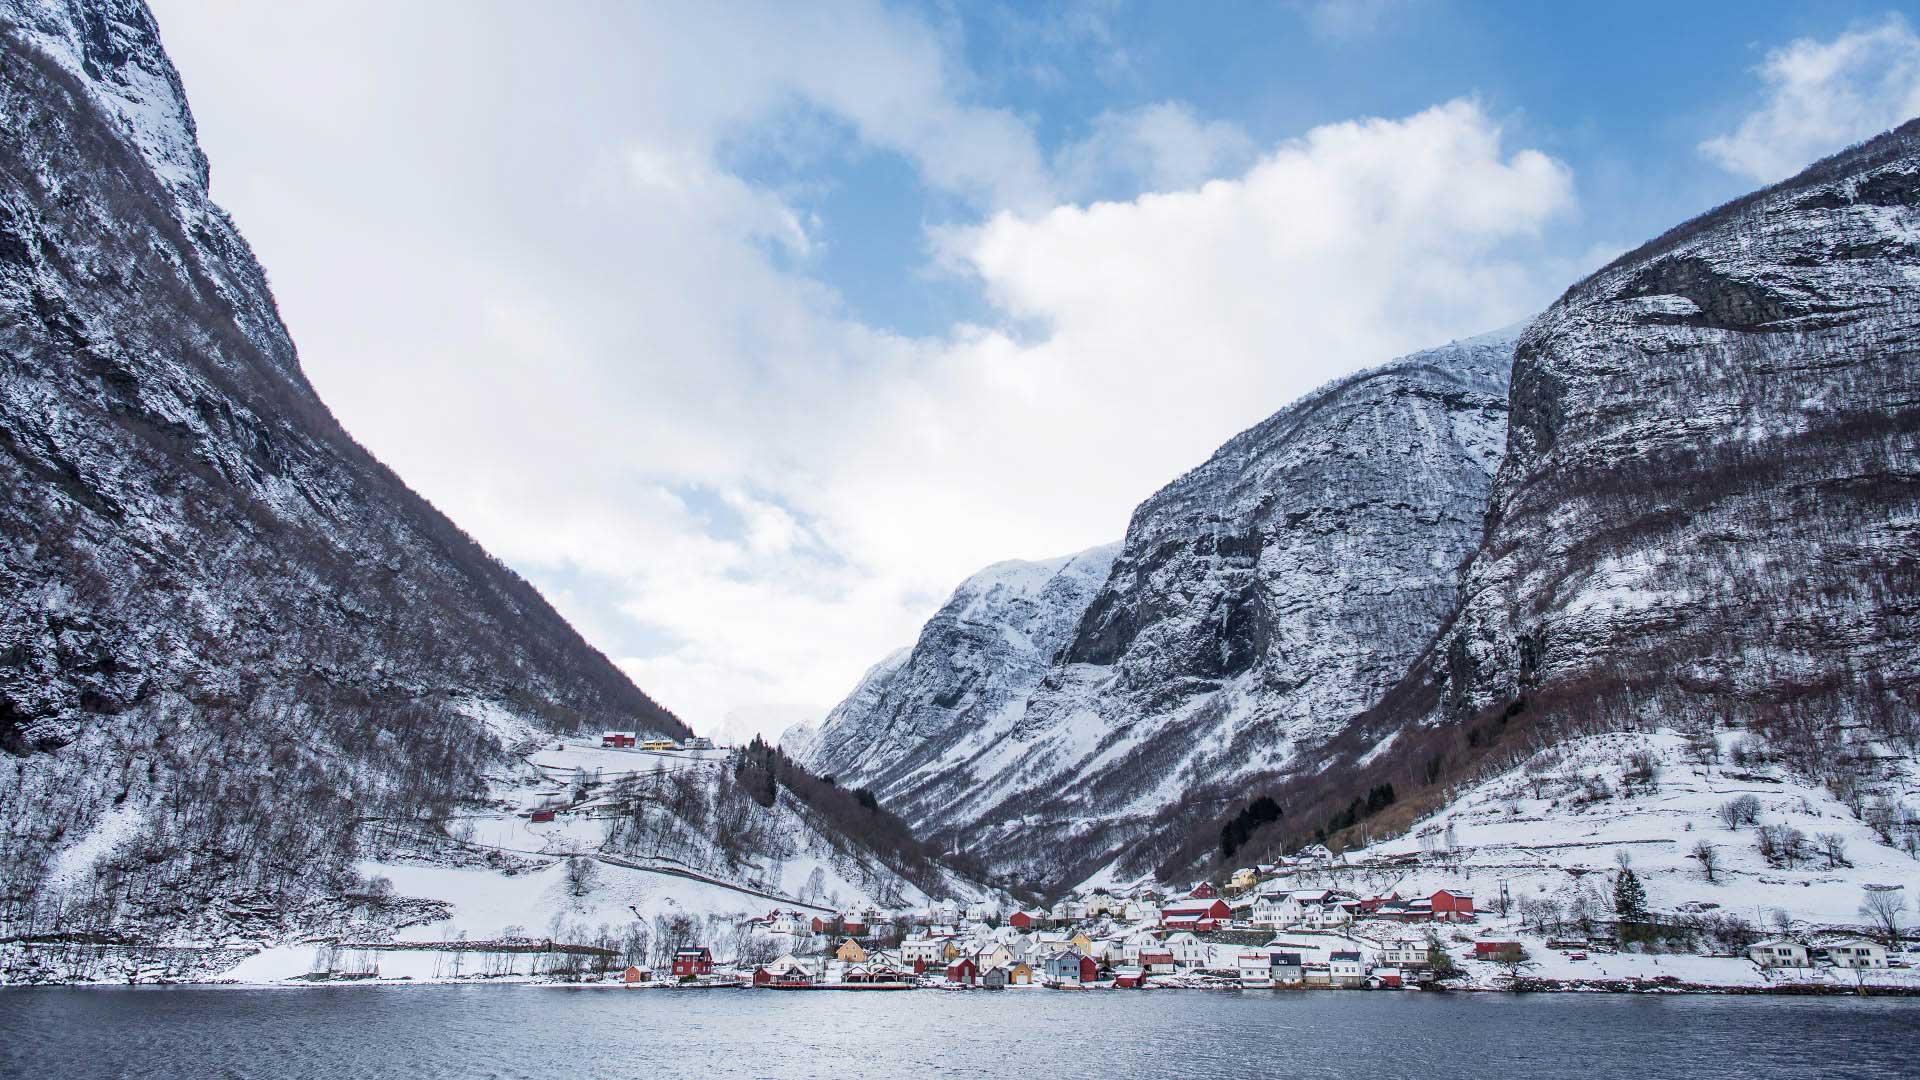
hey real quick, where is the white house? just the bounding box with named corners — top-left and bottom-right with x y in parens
top-left (1328, 950), bottom-right (1368, 988)
top-left (1748, 938), bottom-right (1812, 969)
top-left (901, 937), bottom-right (948, 966)
top-left (1237, 953), bottom-right (1273, 987)
top-left (1163, 931), bottom-right (1208, 968)
top-left (1818, 938), bottom-right (1888, 969)
top-left (1379, 939), bottom-right (1435, 969)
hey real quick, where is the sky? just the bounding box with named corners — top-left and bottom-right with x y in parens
top-left (148, 0), bottom-right (1920, 744)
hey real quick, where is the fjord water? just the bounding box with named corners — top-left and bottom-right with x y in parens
top-left (2, 988), bottom-right (1914, 1079)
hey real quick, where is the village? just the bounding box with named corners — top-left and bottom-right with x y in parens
top-left (598, 850), bottom-right (1915, 995)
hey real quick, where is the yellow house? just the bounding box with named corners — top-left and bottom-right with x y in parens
top-left (1068, 932), bottom-right (1092, 954)
top-left (942, 939), bottom-right (961, 962)
top-left (1229, 868), bottom-right (1258, 891)
top-left (836, 939), bottom-right (867, 964)
top-left (1009, 961), bottom-right (1033, 986)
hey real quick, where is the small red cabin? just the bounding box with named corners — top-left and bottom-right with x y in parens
top-left (1009, 911), bottom-right (1036, 930)
top-left (623, 966), bottom-right (650, 985)
top-left (1431, 889), bottom-right (1474, 920)
top-left (1474, 941), bottom-right (1519, 959)
top-left (1189, 882), bottom-right (1220, 900)
top-left (601, 731), bottom-right (637, 748)
top-left (945, 958), bottom-right (978, 986)
top-left (529, 809), bottom-right (556, 823)
top-left (671, 947), bottom-right (713, 977)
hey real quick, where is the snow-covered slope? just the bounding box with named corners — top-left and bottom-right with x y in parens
top-left (795, 546), bottom-right (1120, 819)
top-left (1364, 727), bottom-right (1920, 935)
top-left (811, 334), bottom-right (1515, 888)
top-left (0, 0), bottom-right (985, 955)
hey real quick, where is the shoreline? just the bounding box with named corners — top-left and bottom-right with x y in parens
top-left (8, 976), bottom-right (1920, 997)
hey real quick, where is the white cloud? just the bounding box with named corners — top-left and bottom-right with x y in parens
top-left (1701, 14), bottom-right (1920, 182)
top-left (1053, 102), bottom-right (1257, 197)
top-left (150, 3), bottom-right (1579, 742)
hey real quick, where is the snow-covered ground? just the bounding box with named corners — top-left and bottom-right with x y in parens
top-left (1352, 729), bottom-right (1918, 932)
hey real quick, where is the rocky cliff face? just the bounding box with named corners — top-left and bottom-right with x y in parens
top-left (808, 334), bottom-right (1515, 887)
top-left (794, 546), bottom-right (1120, 817)
top-left (0, 1), bottom-right (683, 934)
top-left (1424, 121), bottom-right (1920, 746)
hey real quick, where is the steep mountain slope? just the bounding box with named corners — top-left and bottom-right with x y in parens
top-left (791, 545), bottom-right (1120, 819)
top-left (1238, 120), bottom-right (1920, 874)
top-left (810, 334), bottom-right (1515, 888)
top-left (0, 0), bottom-right (695, 937)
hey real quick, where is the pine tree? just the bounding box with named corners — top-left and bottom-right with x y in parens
top-left (1613, 866), bottom-right (1648, 925)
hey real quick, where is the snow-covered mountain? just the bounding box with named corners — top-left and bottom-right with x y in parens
top-left (0, 0), bottom-right (982, 954)
top-left (790, 545), bottom-right (1120, 823)
top-left (805, 334), bottom-right (1515, 887)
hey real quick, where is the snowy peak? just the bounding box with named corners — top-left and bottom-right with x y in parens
top-left (801, 543), bottom-right (1121, 805)
top-left (4, 0), bottom-right (208, 194)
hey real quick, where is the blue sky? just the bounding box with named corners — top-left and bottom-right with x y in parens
top-left (152, 0), bottom-right (1920, 740)
top-left (735, 0), bottom-right (1913, 338)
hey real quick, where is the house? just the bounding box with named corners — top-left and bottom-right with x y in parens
top-left (1379, 940), bottom-right (1435, 969)
top-left (835, 938), bottom-right (867, 964)
top-left (1188, 881), bottom-right (1220, 900)
top-left (622, 965), bottom-right (651, 985)
top-left (973, 942), bottom-right (1015, 971)
top-left (1430, 889), bottom-right (1474, 921)
top-left (1008, 960), bottom-right (1034, 985)
top-left (1121, 901), bottom-right (1159, 924)
top-left (1817, 938), bottom-right (1888, 969)
top-left (981, 965), bottom-right (1010, 989)
top-left (1113, 965), bottom-right (1147, 989)
top-left (528, 809), bottom-right (557, 824)
top-left (1043, 950), bottom-right (1098, 986)
top-left (1139, 950), bottom-right (1177, 974)
top-left (945, 957), bottom-right (978, 986)
top-left (1237, 953), bottom-right (1273, 987)
top-left (1474, 941), bottom-right (1521, 960)
top-left (686, 736), bottom-right (715, 750)
top-left (752, 954), bottom-right (813, 987)
top-left (600, 730), bottom-right (637, 748)
top-left (843, 917), bottom-right (867, 937)
top-left (901, 937), bottom-right (947, 970)
top-left (1009, 909), bottom-right (1045, 930)
top-left (1161, 899), bottom-right (1232, 932)
top-left (1162, 931), bottom-right (1207, 968)
top-left (1329, 951), bottom-right (1367, 988)
top-left (1371, 967), bottom-right (1404, 989)
top-left (1230, 868), bottom-right (1259, 891)
top-left (1269, 952), bottom-right (1305, 986)
top-left (768, 910), bottom-right (806, 936)
top-left (670, 947), bottom-right (713, 978)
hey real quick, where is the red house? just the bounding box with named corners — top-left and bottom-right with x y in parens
top-left (1009, 910), bottom-right (1036, 930)
top-left (1431, 889), bottom-right (1474, 921)
top-left (623, 965), bottom-right (650, 985)
top-left (945, 957), bottom-right (978, 986)
top-left (671, 947), bottom-right (713, 977)
top-left (1189, 882), bottom-right (1220, 900)
top-left (601, 730), bottom-right (637, 748)
top-left (1474, 941), bottom-right (1519, 959)
top-left (1161, 898), bottom-right (1232, 931)
top-left (529, 809), bottom-right (556, 823)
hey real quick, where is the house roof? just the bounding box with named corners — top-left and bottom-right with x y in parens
top-left (1329, 951), bottom-right (1362, 962)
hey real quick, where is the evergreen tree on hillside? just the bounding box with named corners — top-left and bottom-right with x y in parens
top-left (1613, 866), bottom-right (1648, 925)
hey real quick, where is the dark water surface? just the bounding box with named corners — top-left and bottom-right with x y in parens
top-left (2, 985), bottom-right (1914, 1080)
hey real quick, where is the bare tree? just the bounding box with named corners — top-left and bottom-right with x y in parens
top-left (1490, 943), bottom-right (1534, 989)
top-left (1816, 832), bottom-right (1849, 870)
top-left (1719, 795), bottom-right (1761, 830)
top-left (564, 855), bottom-right (599, 898)
top-left (1859, 889), bottom-right (1907, 948)
top-left (1690, 840), bottom-right (1719, 883)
